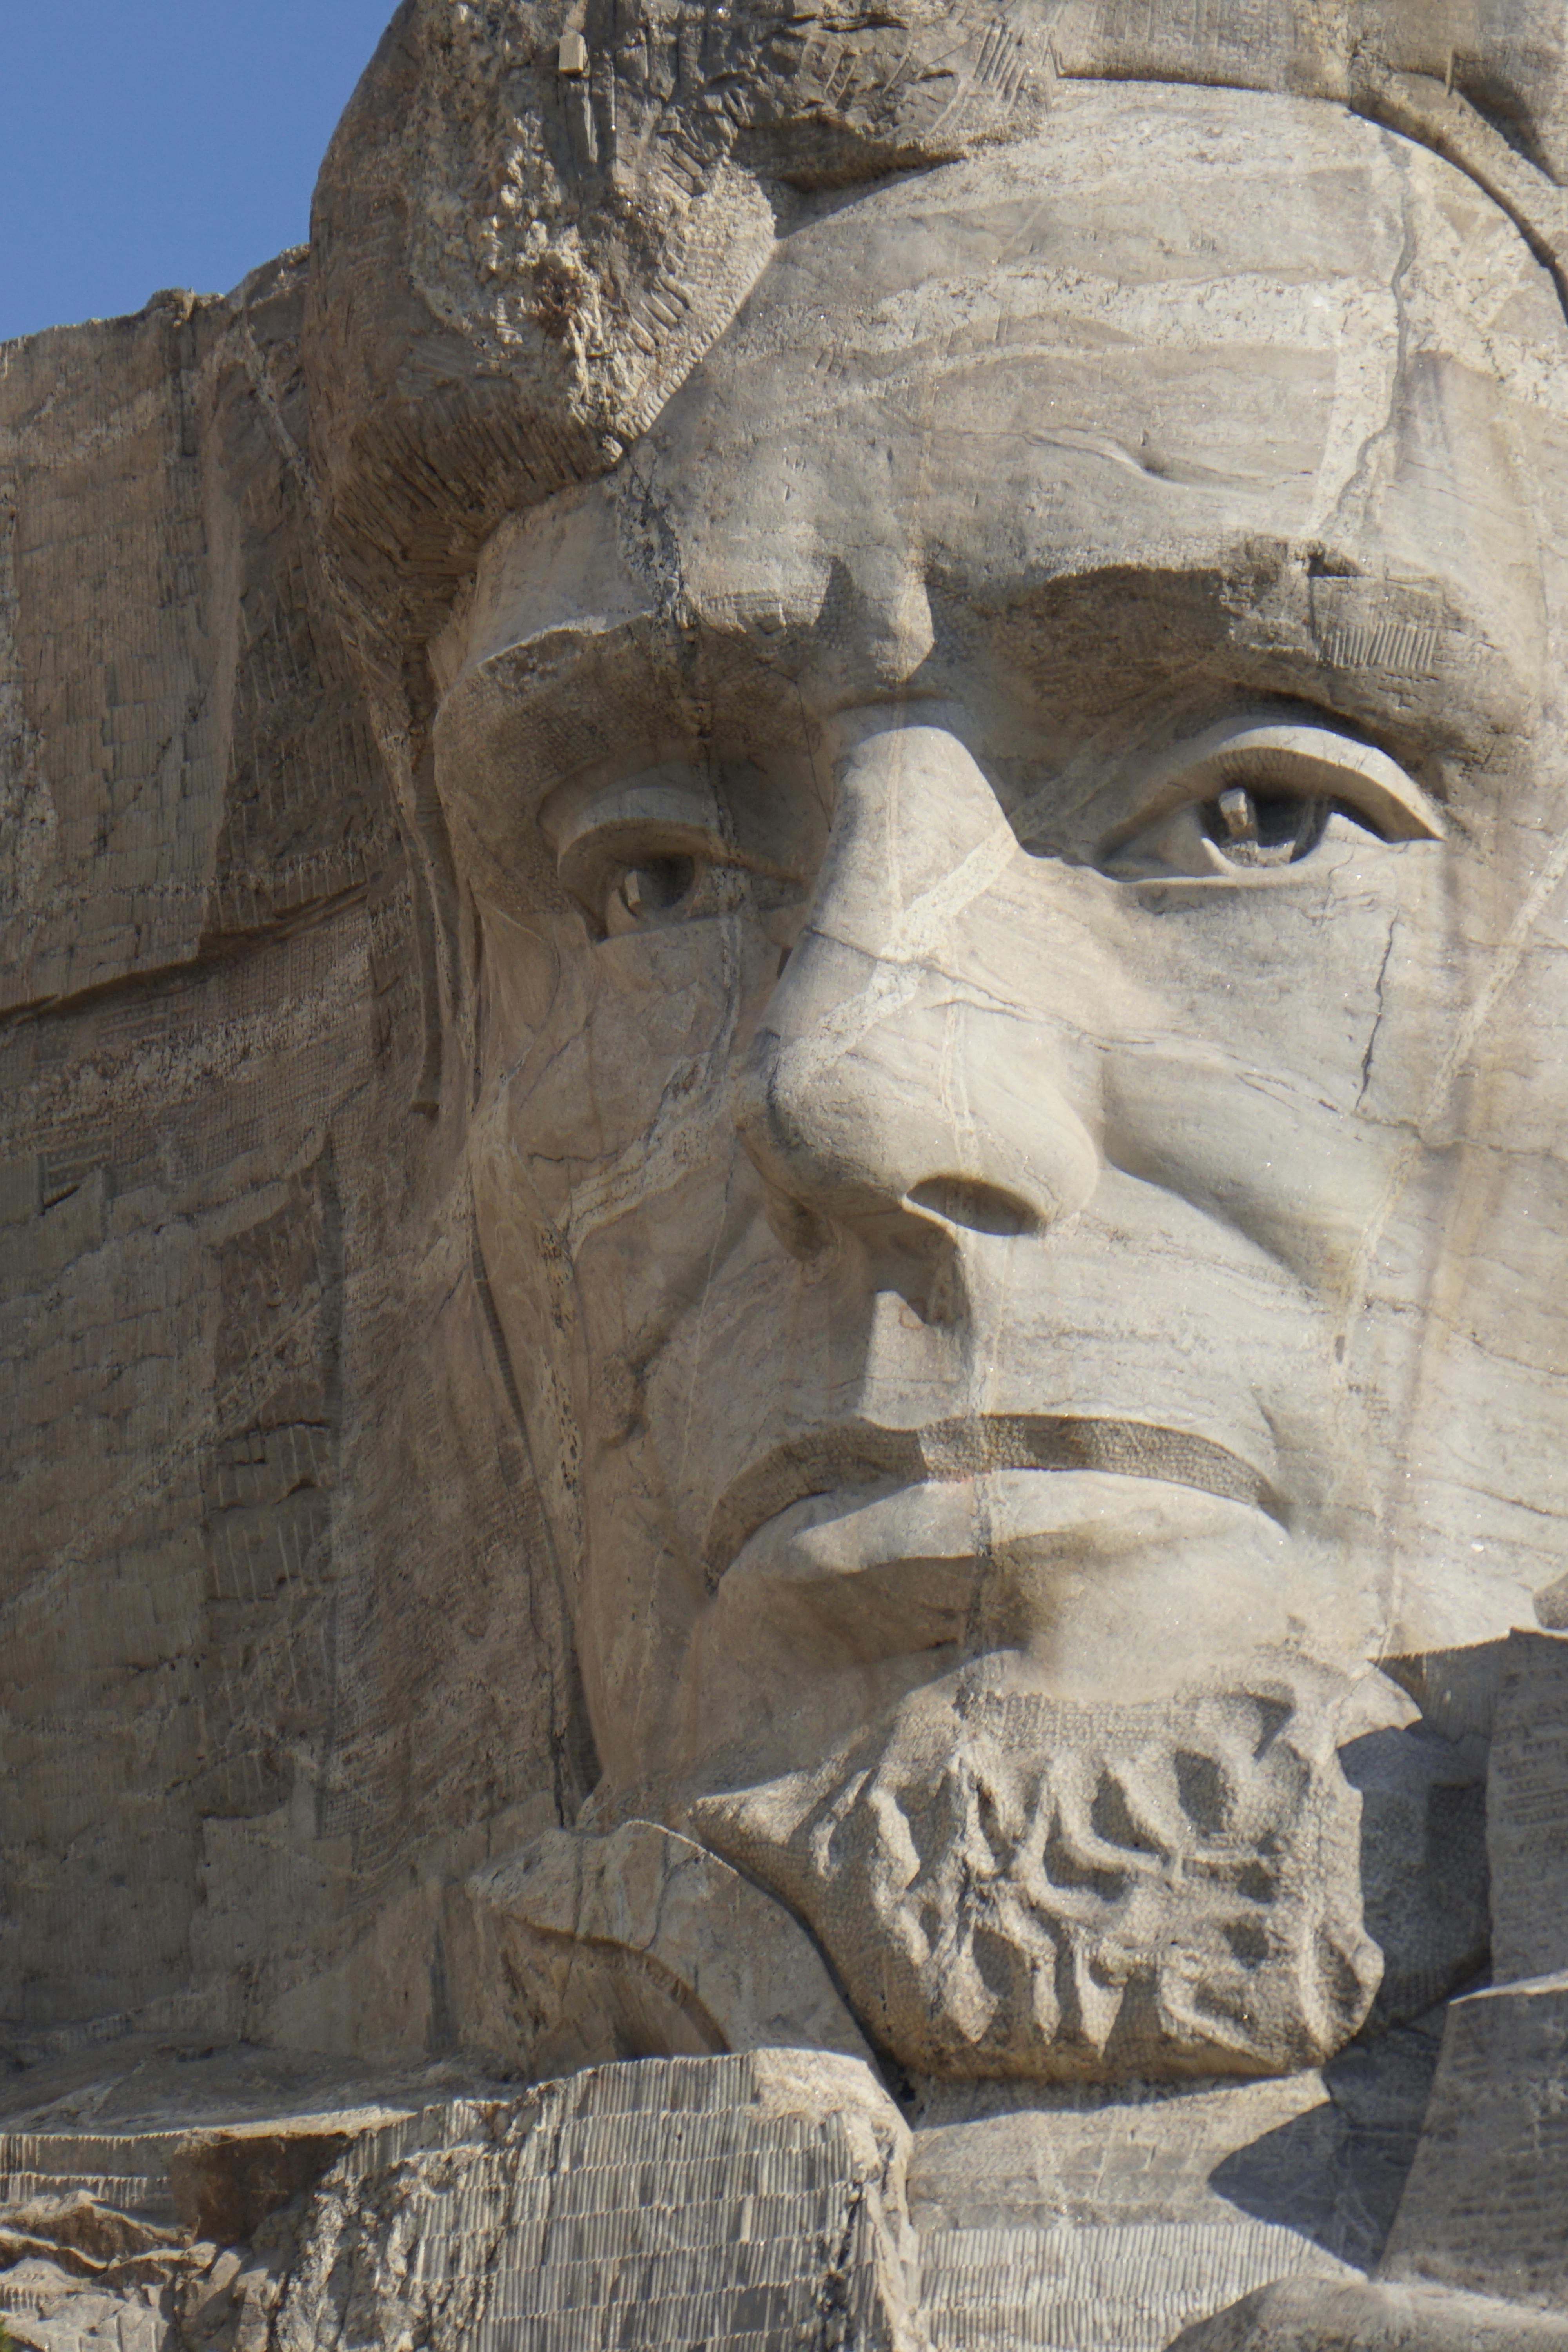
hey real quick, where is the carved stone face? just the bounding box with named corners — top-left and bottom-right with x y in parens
top-left (434, 88), bottom-right (1568, 2069)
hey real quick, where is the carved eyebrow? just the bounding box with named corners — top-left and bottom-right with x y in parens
top-left (434, 619), bottom-right (684, 826)
top-left (1296, 572), bottom-right (1535, 742)
top-left (437, 554), bottom-right (1531, 840)
top-left (453, 619), bottom-right (661, 733)
top-left (971, 550), bottom-right (1535, 765)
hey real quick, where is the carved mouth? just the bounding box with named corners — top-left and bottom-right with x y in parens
top-left (702, 1415), bottom-right (1285, 1589)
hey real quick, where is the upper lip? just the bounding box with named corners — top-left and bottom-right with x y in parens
top-left (702, 1414), bottom-right (1285, 1588)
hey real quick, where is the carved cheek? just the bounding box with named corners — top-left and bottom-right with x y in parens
top-left (1096, 847), bottom-right (1458, 1291)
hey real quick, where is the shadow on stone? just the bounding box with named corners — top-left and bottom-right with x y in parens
top-left (1340, 1723), bottom-right (1490, 2033)
top-left (1209, 2024), bottom-right (1443, 2270)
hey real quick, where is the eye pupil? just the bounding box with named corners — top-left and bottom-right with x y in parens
top-left (1207, 786), bottom-right (1324, 867)
top-left (1216, 786), bottom-right (1256, 844)
top-left (620, 855), bottom-right (697, 919)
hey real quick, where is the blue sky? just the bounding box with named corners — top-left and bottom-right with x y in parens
top-left (0, 1), bottom-right (399, 345)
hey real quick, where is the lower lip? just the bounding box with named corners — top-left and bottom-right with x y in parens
top-left (720, 1467), bottom-right (1284, 1590)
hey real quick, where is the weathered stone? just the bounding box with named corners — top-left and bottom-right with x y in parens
top-left (1169, 2275), bottom-right (1568, 2351)
top-left (1380, 1976), bottom-right (1568, 2311)
top-left (167, 2129), bottom-right (356, 2253)
top-left (1486, 1632), bottom-right (1568, 1985)
top-left (457, 1818), bottom-right (873, 2074)
top-left (271, 2055), bottom-right (919, 2352)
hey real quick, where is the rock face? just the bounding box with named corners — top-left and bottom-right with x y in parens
top-left (9, 0), bottom-right (1568, 2345)
top-left (0, 2055), bottom-right (918, 2352)
top-left (456, 1818), bottom-right (875, 2073)
top-left (272, 2054), bottom-right (920, 2352)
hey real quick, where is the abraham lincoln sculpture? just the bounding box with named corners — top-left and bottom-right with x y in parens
top-left (6, 4), bottom-right (1568, 2347)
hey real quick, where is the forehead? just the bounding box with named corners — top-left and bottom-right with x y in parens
top-left (449, 85), bottom-right (1564, 731)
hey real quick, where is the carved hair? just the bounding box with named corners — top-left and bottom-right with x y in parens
top-left (303, 0), bottom-right (1568, 662)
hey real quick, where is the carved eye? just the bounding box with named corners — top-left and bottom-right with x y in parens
top-left (1102, 717), bottom-right (1444, 882)
top-left (550, 770), bottom-right (803, 940)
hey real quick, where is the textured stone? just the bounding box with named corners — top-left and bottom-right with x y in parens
top-left (1170, 2276), bottom-right (1568, 2352)
top-left (1380, 1977), bottom-right (1568, 2310)
top-left (692, 1673), bottom-right (1383, 2083)
top-left (270, 2055), bottom-right (919, 2352)
top-left (457, 1818), bottom-right (873, 2074)
top-left (1486, 1632), bottom-right (1568, 1985)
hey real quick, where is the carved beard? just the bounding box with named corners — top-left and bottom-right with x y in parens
top-left (688, 1664), bottom-right (1384, 2082)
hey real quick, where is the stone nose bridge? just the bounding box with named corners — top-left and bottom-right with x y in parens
top-left (732, 716), bottom-right (1101, 1259)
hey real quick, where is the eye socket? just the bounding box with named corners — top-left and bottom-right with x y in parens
top-left (1101, 717), bottom-right (1445, 882)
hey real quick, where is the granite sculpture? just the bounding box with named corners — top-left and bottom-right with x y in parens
top-left (6, 0), bottom-right (1568, 2345)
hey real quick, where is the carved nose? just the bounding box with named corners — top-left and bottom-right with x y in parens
top-left (733, 717), bottom-right (1100, 1258)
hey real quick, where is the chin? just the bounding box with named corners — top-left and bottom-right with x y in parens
top-left (688, 1655), bottom-right (1391, 2084)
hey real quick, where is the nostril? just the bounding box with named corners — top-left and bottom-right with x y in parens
top-left (906, 1176), bottom-right (1039, 1238)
